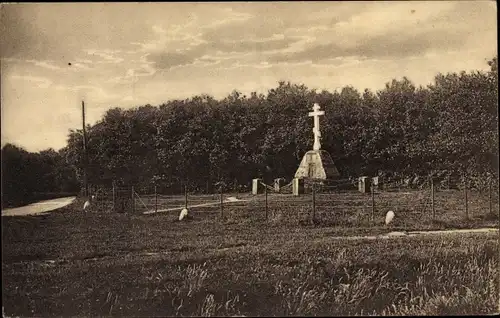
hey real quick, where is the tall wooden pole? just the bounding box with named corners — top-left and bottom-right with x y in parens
top-left (82, 101), bottom-right (89, 197)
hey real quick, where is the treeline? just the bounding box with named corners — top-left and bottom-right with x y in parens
top-left (59, 56), bottom-right (500, 193)
top-left (1, 144), bottom-right (79, 208)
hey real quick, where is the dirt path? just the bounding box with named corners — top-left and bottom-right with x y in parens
top-left (1, 197), bottom-right (76, 217)
top-left (322, 227), bottom-right (498, 241)
top-left (143, 196), bottom-right (249, 214)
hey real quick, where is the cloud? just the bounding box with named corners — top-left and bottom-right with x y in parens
top-left (266, 1), bottom-right (479, 63)
top-left (136, 6), bottom-right (297, 70)
top-left (119, 58), bottom-right (157, 83)
top-left (3, 57), bottom-right (92, 73)
top-left (85, 49), bottom-right (125, 64)
top-left (268, 20), bottom-right (473, 64)
top-left (136, 5), bottom-right (355, 70)
top-left (133, 16), bottom-right (205, 54)
top-left (68, 62), bottom-right (91, 70)
top-left (27, 59), bottom-right (62, 70)
top-left (201, 17), bottom-right (285, 46)
top-left (145, 34), bottom-right (301, 70)
top-left (141, 1), bottom-right (484, 72)
top-left (27, 59), bottom-right (92, 71)
top-left (202, 7), bottom-right (253, 29)
top-left (74, 58), bottom-right (93, 64)
top-left (148, 51), bottom-right (196, 69)
top-left (217, 60), bottom-right (274, 71)
top-left (211, 36), bottom-right (298, 54)
top-left (331, 1), bottom-right (457, 39)
top-left (10, 75), bottom-right (53, 88)
top-left (104, 54), bottom-right (154, 84)
top-left (152, 24), bottom-right (167, 35)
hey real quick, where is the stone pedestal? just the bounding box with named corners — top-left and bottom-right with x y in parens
top-left (294, 150), bottom-right (340, 180)
top-left (358, 176), bottom-right (371, 193)
top-left (293, 178), bottom-right (304, 196)
top-left (252, 178), bottom-right (264, 195)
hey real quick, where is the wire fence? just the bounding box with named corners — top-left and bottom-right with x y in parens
top-left (86, 176), bottom-right (499, 226)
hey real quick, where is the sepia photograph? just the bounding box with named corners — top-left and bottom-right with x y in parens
top-left (1, 1), bottom-right (498, 316)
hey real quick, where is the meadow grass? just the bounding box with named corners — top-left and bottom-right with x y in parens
top-left (2, 197), bottom-right (499, 316)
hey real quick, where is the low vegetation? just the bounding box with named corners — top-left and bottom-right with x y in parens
top-left (2, 198), bottom-right (498, 316)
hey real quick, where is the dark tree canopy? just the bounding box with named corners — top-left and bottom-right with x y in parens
top-left (1, 143), bottom-right (79, 208)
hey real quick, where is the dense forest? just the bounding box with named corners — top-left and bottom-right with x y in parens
top-left (1, 145), bottom-right (79, 208)
top-left (2, 56), bottom-right (498, 202)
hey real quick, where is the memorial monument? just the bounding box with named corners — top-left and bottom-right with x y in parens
top-left (294, 103), bottom-right (340, 180)
top-left (252, 103), bottom-right (341, 196)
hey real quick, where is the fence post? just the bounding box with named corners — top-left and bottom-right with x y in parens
top-left (431, 177), bottom-right (435, 219)
top-left (312, 183), bottom-right (316, 223)
top-left (112, 182), bottom-right (116, 213)
top-left (154, 185), bottom-right (158, 214)
top-left (464, 178), bottom-right (468, 219)
top-left (371, 185), bottom-right (375, 222)
top-left (265, 185), bottom-right (268, 220)
top-left (220, 186), bottom-right (224, 219)
top-left (489, 179), bottom-right (492, 216)
top-left (184, 184), bottom-right (188, 209)
top-left (131, 185), bottom-right (135, 214)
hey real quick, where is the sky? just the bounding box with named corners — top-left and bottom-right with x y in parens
top-left (0, 1), bottom-right (497, 152)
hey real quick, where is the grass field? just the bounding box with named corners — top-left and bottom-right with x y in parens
top-left (2, 194), bottom-right (499, 316)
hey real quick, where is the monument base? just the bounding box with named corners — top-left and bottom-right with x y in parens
top-left (292, 178), bottom-right (304, 196)
top-left (252, 178), bottom-right (264, 195)
top-left (294, 150), bottom-right (340, 180)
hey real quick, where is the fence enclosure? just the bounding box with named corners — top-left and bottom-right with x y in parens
top-left (86, 175), bottom-right (499, 227)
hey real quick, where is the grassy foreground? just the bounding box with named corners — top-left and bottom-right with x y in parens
top-left (2, 198), bottom-right (499, 316)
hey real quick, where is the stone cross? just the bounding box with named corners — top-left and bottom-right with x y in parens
top-left (308, 103), bottom-right (325, 151)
